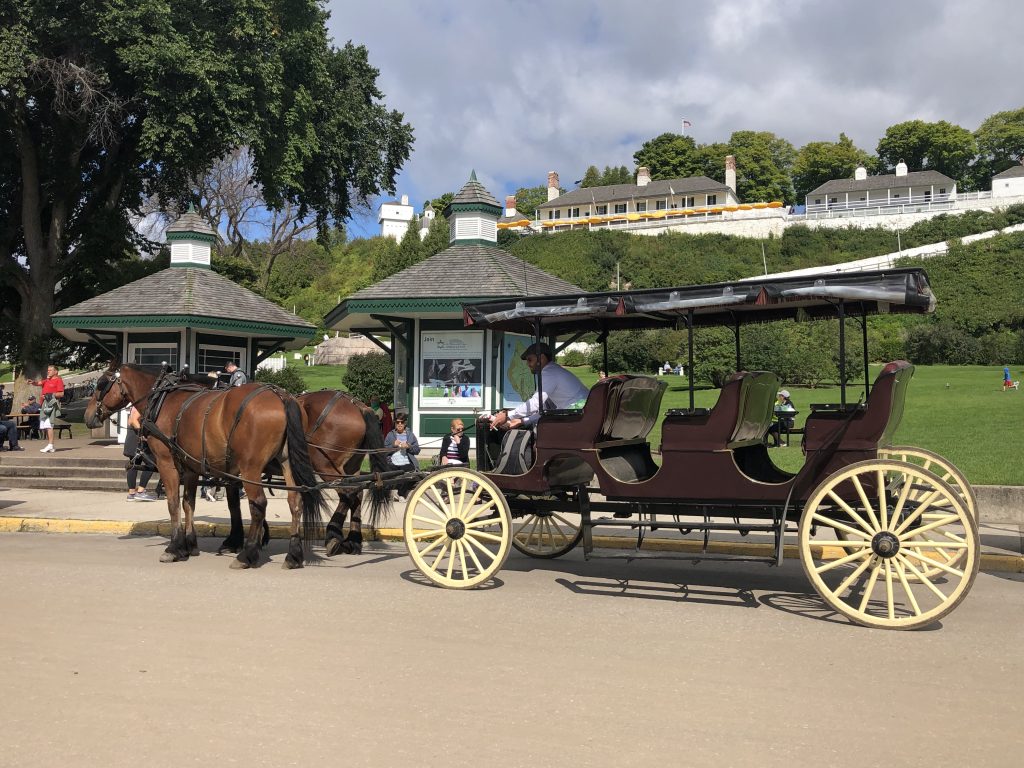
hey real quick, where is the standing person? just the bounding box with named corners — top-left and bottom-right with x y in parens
top-left (1004, 365), bottom-right (1014, 391)
top-left (27, 364), bottom-right (64, 453)
top-left (488, 343), bottom-right (589, 430)
top-left (439, 418), bottom-right (469, 465)
top-left (225, 360), bottom-right (247, 387)
top-left (123, 406), bottom-right (156, 501)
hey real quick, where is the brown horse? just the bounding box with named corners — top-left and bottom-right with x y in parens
top-left (300, 390), bottom-right (393, 556)
top-left (84, 362), bottom-right (325, 569)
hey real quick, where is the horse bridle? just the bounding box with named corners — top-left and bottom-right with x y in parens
top-left (93, 369), bottom-right (134, 422)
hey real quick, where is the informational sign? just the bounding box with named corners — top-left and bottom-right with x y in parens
top-left (420, 331), bottom-right (484, 408)
top-left (501, 333), bottom-right (536, 410)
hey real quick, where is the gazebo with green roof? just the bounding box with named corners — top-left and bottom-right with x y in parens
top-left (52, 208), bottom-right (315, 378)
top-left (325, 172), bottom-right (581, 439)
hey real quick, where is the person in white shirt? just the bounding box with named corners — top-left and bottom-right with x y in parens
top-left (490, 343), bottom-right (589, 430)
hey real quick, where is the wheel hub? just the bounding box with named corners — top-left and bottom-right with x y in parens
top-left (445, 518), bottom-right (466, 540)
top-left (871, 531), bottom-right (900, 558)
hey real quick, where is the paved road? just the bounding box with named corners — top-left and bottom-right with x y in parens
top-left (1, 533), bottom-right (1021, 768)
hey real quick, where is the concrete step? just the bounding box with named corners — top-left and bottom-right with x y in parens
top-left (0, 475), bottom-right (127, 492)
top-left (0, 454), bottom-right (125, 469)
top-left (0, 465), bottom-right (125, 480)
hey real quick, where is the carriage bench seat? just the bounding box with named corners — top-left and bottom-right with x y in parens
top-left (599, 376), bottom-right (667, 442)
top-left (660, 371), bottom-right (778, 452)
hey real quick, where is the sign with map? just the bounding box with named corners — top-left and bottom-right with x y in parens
top-left (420, 331), bottom-right (484, 407)
top-left (501, 333), bottom-right (537, 410)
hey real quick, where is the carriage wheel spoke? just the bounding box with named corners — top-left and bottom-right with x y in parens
top-left (814, 540), bottom-right (874, 548)
top-left (894, 554), bottom-right (947, 601)
top-left (901, 514), bottom-right (960, 540)
top-left (877, 470), bottom-right (889, 530)
top-left (463, 532), bottom-right (497, 563)
top-left (411, 528), bottom-right (446, 542)
top-left (514, 515), bottom-right (542, 545)
top-left (813, 510), bottom-right (871, 539)
top-left (884, 560), bottom-right (895, 620)
top-left (417, 498), bottom-right (449, 523)
top-left (431, 541), bottom-right (450, 571)
top-left (411, 513), bottom-right (447, 527)
top-left (463, 537), bottom-right (485, 573)
top-left (823, 492), bottom-right (875, 536)
top-left (815, 547), bottom-right (870, 573)
top-left (892, 488), bottom-right (943, 536)
top-left (851, 476), bottom-right (881, 531)
top-left (465, 514), bottom-right (500, 531)
top-left (889, 473), bottom-right (915, 530)
top-left (858, 560), bottom-right (883, 613)
top-left (417, 533), bottom-right (447, 557)
top-left (903, 549), bottom-right (965, 578)
top-left (466, 530), bottom-right (504, 543)
top-left (895, 560), bottom-right (922, 617)
top-left (833, 554), bottom-right (875, 597)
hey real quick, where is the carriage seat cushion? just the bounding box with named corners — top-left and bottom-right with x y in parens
top-left (601, 376), bottom-right (668, 441)
top-left (726, 371), bottom-right (779, 448)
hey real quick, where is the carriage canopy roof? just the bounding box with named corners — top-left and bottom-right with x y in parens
top-left (463, 268), bottom-right (935, 336)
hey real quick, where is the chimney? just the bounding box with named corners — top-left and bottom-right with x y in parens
top-left (400, 194), bottom-right (409, 206)
top-left (505, 195), bottom-right (518, 218)
top-left (725, 155), bottom-right (737, 194)
top-left (547, 170), bottom-right (560, 201)
top-left (895, 161), bottom-right (908, 177)
top-left (854, 166), bottom-right (868, 181)
top-left (636, 166), bottom-right (651, 187)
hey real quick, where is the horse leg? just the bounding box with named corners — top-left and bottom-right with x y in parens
top-left (159, 466), bottom-right (189, 563)
top-left (219, 482), bottom-right (246, 554)
top-left (182, 471), bottom-right (200, 557)
top-left (324, 496), bottom-right (350, 557)
top-left (282, 487), bottom-right (305, 569)
top-left (341, 491), bottom-right (364, 555)
top-left (230, 479), bottom-right (267, 569)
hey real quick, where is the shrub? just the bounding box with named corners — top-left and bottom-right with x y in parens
top-left (342, 352), bottom-right (394, 403)
top-left (557, 349), bottom-right (588, 367)
top-left (254, 365), bottom-right (307, 394)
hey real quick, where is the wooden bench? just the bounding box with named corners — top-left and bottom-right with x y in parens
top-left (52, 419), bottom-right (73, 438)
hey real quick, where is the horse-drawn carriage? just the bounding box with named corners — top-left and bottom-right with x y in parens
top-left (400, 268), bottom-right (979, 630)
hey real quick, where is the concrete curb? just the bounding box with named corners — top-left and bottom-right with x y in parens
top-left (2, 517), bottom-right (1021, 573)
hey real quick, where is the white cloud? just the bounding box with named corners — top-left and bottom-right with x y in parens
top-left (328, 0), bottom-right (1024, 236)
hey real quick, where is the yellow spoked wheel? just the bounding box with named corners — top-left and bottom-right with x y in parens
top-left (403, 468), bottom-right (511, 589)
top-left (877, 446), bottom-right (977, 578)
top-left (511, 507), bottom-right (583, 559)
top-left (800, 460), bottom-right (979, 630)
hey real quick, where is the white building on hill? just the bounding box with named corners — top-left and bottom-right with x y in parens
top-left (804, 162), bottom-right (956, 214)
top-left (378, 195), bottom-right (415, 240)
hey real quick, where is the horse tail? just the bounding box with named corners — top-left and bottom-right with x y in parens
top-left (360, 407), bottom-right (391, 530)
top-left (284, 396), bottom-right (327, 548)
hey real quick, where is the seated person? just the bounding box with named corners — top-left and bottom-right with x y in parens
top-left (439, 418), bottom-right (469, 466)
top-left (766, 389), bottom-right (796, 447)
top-left (488, 343), bottom-right (589, 430)
top-left (384, 414), bottom-right (420, 471)
top-left (21, 395), bottom-right (41, 439)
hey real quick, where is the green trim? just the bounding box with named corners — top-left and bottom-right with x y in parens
top-left (169, 261), bottom-right (211, 269)
top-left (420, 413), bottom-right (476, 438)
top-left (166, 231), bottom-right (217, 244)
top-left (52, 314), bottom-right (314, 339)
top-left (450, 238), bottom-right (499, 247)
top-left (447, 203), bottom-right (502, 215)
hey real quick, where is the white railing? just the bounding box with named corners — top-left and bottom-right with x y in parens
top-left (256, 356), bottom-right (286, 372)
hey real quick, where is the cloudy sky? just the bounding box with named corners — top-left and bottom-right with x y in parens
top-left (327, 0), bottom-right (1024, 237)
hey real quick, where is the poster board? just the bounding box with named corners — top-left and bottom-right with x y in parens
top-left (501, 333), bottom-right (536, 410)
top-left (419, 331), bottom-right (484, 408)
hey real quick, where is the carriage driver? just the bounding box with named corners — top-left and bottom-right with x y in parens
top-left (487, 342), bottom-right (589, 430)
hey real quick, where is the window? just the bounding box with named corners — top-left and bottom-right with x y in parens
top-left (547, 210), bottom-right (553, 220)
top-left (129, 343), bottom-right (178, 369)
top-left (197, 344), bottom-right (244, 375)
top-left (554, 210), bottom-right (561, 220)
top-left (596, 204), bottom-right (608, 215)
top-left (707, 195), bottom-right (717, 205)
top-left (655, 200), bottom-right (667, 210)
top-left (614, 203), bottom-right (627, 214)
top-left (569, 207), bottom-right (580, 218)
top-left (939, 188), bottom-right (946, 194)
top-left (892, 194), bottom-right (900, 199)
top-left (635, 201), bottom-right (647, 212)
top-left (685, 196), bottom-right (695, 207)
top-left (924, 190), bottom-right (931, 200)
top-left (829, 197), bottom-right (837, 204)
top-left (814, 199), bottom-right (821, 205)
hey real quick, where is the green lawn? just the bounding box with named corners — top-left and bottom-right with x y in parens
top-left (564, 365), bottom-right (1019, 486)
top-left (295, 363), bottom-right (347, 392)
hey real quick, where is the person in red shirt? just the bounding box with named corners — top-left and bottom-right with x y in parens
top-left (27, 365), bottom-right (65, 453)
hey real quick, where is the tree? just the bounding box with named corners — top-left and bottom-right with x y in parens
top-left (580, 165), bottom-right (602, 188)
top-left (792, 133), bottom-right (877, 201)
top-left (428, 192), bottom-right (454, 217)
top-left (975, 107), bottom-right (1024, 176)
top-left (342, 352), bottom-right (394, 403)
top-left (0, 1), bottom-right (413, 378)
top-left (725, 130), bottom-right (797, 204)
top-left (601, 165), bottom-right (633, 185)
top-left (422, 213), bottom-right (450, 257)
top-left (369, 232), bottom-right (403, 282)
top-left (876, 119), bottom-right (976, 182)
top-left (511, 185), bottom-right (549, 219)
top-left (633, 133), bottom-right (701, 179)
top-left (395, 217), bottom-right (426, 269)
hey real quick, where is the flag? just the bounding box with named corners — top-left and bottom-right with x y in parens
top-left (682, 119), bottom-right (692, 128)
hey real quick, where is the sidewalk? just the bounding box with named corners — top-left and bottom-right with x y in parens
top-left (1, 484), bottom-right (1021, 572)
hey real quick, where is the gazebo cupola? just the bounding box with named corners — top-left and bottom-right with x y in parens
top-left (165, 205), bottom-right (217, 269)
top-left (444, 171), bottom-right (503, 245)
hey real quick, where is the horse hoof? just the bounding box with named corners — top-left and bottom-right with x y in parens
top-left (229, 558), bottom-right (250, 570)
top-left (340, 541), bottom-right (362, 555)
top-left (325, 537), bottom-right (343, 557)
top-left (283, 556), bottom-right (303, 570)
top-left (160, 552), bottom-right (185, 563)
